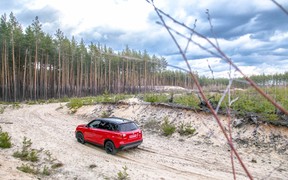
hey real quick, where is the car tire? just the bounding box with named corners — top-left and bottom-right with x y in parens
top-left (76, 132), bottom-right (85, 144)
top-left (105, 141), bottom-right (117, 155)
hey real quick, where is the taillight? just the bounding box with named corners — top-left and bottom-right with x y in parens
top-left (119, 133), bottom-right (126, 138)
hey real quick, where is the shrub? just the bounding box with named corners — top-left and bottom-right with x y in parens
top-left (17, 163), bottom-right (38, 174)
top-left (117, 166), bottom-right (130, 180)
top-left (27, 101), bottom-right (37, 105)
top-left (174, 94), bottom-right (200, 108)
top-left (42, 165), bottom-right (51, 176)
top-left (13, 137), bottom-right (39, 162)
top-left (161, 117), bottom-right (176, 136)
top-left (0, 106), bottom-right (4, 114)
top-left (178, 123), bottom-right (196, 136)
top-left (12, 102), bottom-right (21, 109)
top-left (67, 98), bottom-right (83, 112)
top-left (101, 111), bottom-right (110, 118)
top-left (0, 126), bottom-right (12, 148)
top-left (144, 94), bottom-right (168, 103)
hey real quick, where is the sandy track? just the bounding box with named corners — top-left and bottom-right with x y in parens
top-left (0, 103), bottom-right (288, 179)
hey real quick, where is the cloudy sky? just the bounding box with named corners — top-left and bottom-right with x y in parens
top-left (0, 0), bottom-right (287, 78)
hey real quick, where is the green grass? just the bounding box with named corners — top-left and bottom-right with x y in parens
top-left (144, 93), bottom-right (169, 103)
top-left (66, 94), bottom-right (131, 113)
top-left (174, 94), bottom-right (200, 108)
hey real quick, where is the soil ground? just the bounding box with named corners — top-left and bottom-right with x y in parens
top-left (0, 99), bottom-right (288, 179)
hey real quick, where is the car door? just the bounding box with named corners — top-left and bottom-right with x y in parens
top-left (85, 120), bottom-right (101, 144)
top-left (96, 121), bottom-right (111, 145)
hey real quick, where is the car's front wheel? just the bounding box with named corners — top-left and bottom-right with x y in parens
top-left (76, 132), bottom-right (85, 144)
top-left (105, 141), bottom-right (117, 155)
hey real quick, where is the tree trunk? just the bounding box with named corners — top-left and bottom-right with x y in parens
top-left (11, 33), bottom-right (17, 101)
top-left (22, 49), bottom-right (28, 100)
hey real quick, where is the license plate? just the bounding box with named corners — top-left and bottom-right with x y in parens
top-left (129, 134), bottom-right (137, 138)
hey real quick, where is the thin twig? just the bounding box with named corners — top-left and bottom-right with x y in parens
top-left (206, 59), bottom-right (215, 80)
top-left (206, 9), bottom-right (220, 48)
top-left (271, 0), bottom-right (288, 15)
top-left (184, 19), bottom-right (197, 54)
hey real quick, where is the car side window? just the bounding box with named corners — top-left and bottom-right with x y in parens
top-left (98, 121), bottom-right (107, 130)
top-left (89, 120), bottom-right (101, 128)
top-left (105, 123), bottom-right (115, 131)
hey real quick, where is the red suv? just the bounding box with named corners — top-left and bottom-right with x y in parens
top-left (75, 117), bottom-right (143, 154)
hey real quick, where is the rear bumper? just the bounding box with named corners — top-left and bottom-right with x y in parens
top-left (119, 140), bottom-right (143, 150)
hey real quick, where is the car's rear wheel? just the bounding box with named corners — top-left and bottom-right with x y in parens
top-left (76, 132), bottom-right (85, 144)
top-left (105, 141), bottom-right (117, 155)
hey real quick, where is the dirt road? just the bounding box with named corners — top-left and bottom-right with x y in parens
top-left (0, 102), bottom-right (288, 179)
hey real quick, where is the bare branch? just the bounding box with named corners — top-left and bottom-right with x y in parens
top-left (271, 0), bottom-right (288, 15)
top-left (215, 78), bottom-right (233, 114)
top-left (147, 1), bottom-right (254, 179)
top-left (184, 19), bottom-right (197, 54)
top-left (206, 9), bottom-right (220, 48)
top-left (206, 59), bottom-right (215, 80)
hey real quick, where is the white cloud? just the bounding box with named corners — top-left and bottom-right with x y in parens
top-left (1, 0), bottom-right (287, 78)
top-left (23, 0), bottom-right (153, 35)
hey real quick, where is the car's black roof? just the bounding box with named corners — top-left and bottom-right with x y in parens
top-left (95, 117), bottom-right (133, 125)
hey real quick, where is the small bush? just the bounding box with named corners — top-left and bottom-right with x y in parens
top-left (47, 98), bottom-right (58, 103)
top-left (13, 137), bottom-right (39, 162)
top-left (0, 126), bottom-right (12, 148)
top-left (37, 99), bottom-right (46, 104)
top-left (174, 94), bottom-right (200, 108)
top-left (101, 111), bottom-right (110, 118)
top-left (161, 117), bottom-right (176, 136)
top-left (27, 150), bottom-right (39, 162)
top-left (17, 163), bottom-right (38, 174)
top-left (27, 101), bottom-right (37, 105)
top-left (59, 96), bottom-right (70, 102)
top-left (117, 166), bottom-right (129, 180)
top-left (178, 123), bottom-right (196, 136)
top-left (12, 102), bottom-right (21, 109)
top-left (144, 94), bottom-right (168, 103)
top-left (67, 98), bottom-right (83, 113)
top-left (0, 106), bottom-right (4, 114)
top-left (42, 165), bottom-right (51, 176)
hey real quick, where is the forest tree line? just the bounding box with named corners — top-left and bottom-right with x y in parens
top-left (1, 13), bottom-right (287, 102)
top-left (0, 13), bottom-right (195, 102)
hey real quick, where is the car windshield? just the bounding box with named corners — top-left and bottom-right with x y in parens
top-left (118, 122), bottom-right (138, 132)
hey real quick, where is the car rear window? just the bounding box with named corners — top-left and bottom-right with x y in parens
top-left (118, 122), bottom-right (138, 132)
